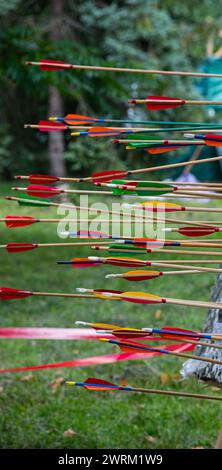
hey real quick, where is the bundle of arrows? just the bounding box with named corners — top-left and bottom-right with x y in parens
top-left (3, 54), bottom-right (222, 418)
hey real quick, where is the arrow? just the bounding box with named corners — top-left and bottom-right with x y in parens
top-left (50, 113), bottom-right (222, 129)
top-left (77, 321), bottom-right (222, 351)
top-left (13, 177), bottom-right (222, 194)
top-left (78, 155), bottom-right (222, 183)
top-left (122, 201), bottom-right (222, 214)
top-left (5, 195), bottom-right (156, 222)
top-left (163, 226), bottom-right (222, 237)
top-left (74, 256), bottom-right (222, 273)
top-left (129, 95), bottom-right (222, 110)
top-left (12, 183), bottom-right (216, 200)
top-left (77, 286), bottom-right (222, 309)
top-left (3, 215), bottom-right (180, 229)
top-left (78, 320), bottom-right (222, 342)
top-left (96, 180), bottom-right (222, 200)
top-left (91, 243), bottom-right (222, 257)
top-left (26, 58), bottom-right (222, 79)
top-left (2, 240), bottom-right (222, 256)
top-left (14, 157), bottom-right (222, 186)
top-left (0, 286), bottom-right (104, 301)
top-left (66, 376), bottom-right (222, 401)
top-left (3, 285), bottom-right (222, 308)
top-left (105, 269), bottom-right (213, 281)
top-left (185, 132), bottom-right (222, 146)
top-left (100, 338), bottom-right (222, 366)
top-left (116, 136), bottom-right (222, 152)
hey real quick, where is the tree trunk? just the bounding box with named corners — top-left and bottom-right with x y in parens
top-left (181, 271), bottom-right (222, 387)
top-left (48, 0), bottom-right (66, 177)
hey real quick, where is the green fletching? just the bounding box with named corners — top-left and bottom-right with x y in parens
top-left (17, 195), bottom-right (52, 207)
top-left (108, 244), bottom-right (146, 256)
top-left (111, 180), bottom-right (173, 196)
top-left (127, 134), bottom-right (161, 141)
top-left (127, 142), bottom-right (160, 149)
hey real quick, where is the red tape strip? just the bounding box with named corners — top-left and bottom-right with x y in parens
top-left (0, 340), bottom-right (194, 373)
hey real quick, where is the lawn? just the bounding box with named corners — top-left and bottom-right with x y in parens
top-left (0, 181), bottom-right (221, 449)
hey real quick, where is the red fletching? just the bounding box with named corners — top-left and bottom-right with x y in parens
top-left (106, 258), bottom-right (146, 267)
top-left (112, 329), bottom-right (149, 339)
top-left (27, 185), bottom-right (61, 198)
top-left (204, 133), bottom-right (222, 147)
top-left (161, 326), bottom-right (200, 341)
top-left (178, 226), bottom-right (218, 237)
top-left (89, 127), bottom-right (121, 137)
top-left (91, 170), bottom-right (129, 183)
top-left (146, 95), bottom-right (185, 110)
top-left (40, 59), bottom-right (69, 71)
top-left (0, 287), bottom-right (33, 300)
top-left (39, 120), bottom-right (68, 132)
top-left (64, 114), bottom-right (97, 125)
top-left (84, 377), bottom-right (118, 390)
top-left (6, 243), bottom-right (38, 253)
top-left (28, 174), bottom-right (60, 184)
top-left (5, 216), bottom-right (37, 228)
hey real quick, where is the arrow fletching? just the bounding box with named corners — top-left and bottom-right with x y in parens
top-left (160, 326), bottom-right (200, 340)
top-left (91, 170), bottom-right (129, 183)
top-left (104, 257), bottom-right (147, 267)
top-left (14, 195), bottom-right (52, 207)
top-left (146, 95), bottom-right (185, 110)
top-left (5, 216), bottom-right (37, 228)
top-left (87, 126), bottom-right (122, 137)
top-left (120, 291), bottom-right (163, 304)
top-left (5, 243), bottom-right (38, 253)
top-left (38, 120), bottom-right (68, 132)
top-left (139, 202), bottom-right (183, 212)
top-left (26, 185), bottom-right (61, 198)
top-left (121, 270), bottom-right (163, 281)
top-left (0, 287), bottom-right (33, 300)
top-left (64, 114), bottom-right (98, 125)
top-left (16, 174), bottom-right (60, 184)
top-left (178, 226), bottom-right (219, 237)
top-left (35, 59), bottom-right (70, 71)
top-left (58, 258), bottom-right (102, 268)
top-left (204, 133), bottom-right (222, 146)
top-left (74, 377), bottom-right (124, 390)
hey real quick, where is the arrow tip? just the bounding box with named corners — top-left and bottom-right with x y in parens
top-left (66, 381), bottom-right (76, 386)
top-left (99, 338), bottom-right (109, 343)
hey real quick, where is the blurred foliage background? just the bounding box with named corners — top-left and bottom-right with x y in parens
top-left (1, 0), bottom-right (222, 178)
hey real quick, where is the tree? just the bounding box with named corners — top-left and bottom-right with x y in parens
top-left (48, 0), bottom-right (65, 176)
top-left (182, 275), bottom-right (222, 386)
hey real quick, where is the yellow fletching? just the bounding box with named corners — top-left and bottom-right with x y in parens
top-left (120, 291), bottom-right (162, 301)
top-left (124, 270), bottom-right (160, 277)
top-left (90, 322), bottom-right (122, 330)
top-left (106, 256), bottom-right (143, 263)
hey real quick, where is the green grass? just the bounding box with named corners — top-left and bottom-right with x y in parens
top-left (0, 181), bottom-right (222, 449)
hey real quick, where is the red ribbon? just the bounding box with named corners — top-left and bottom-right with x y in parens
top-left (0, 337), bottom-right (194, 373)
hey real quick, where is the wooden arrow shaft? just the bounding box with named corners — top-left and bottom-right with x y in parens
top-left (131, 99), bottom-right (222, 105)
top-left (130, 387), bottom-right (222, 401)
top-left (166, 297), bottom-right (222, 309)
top-left (26, 60), bottom-right (222, 79)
